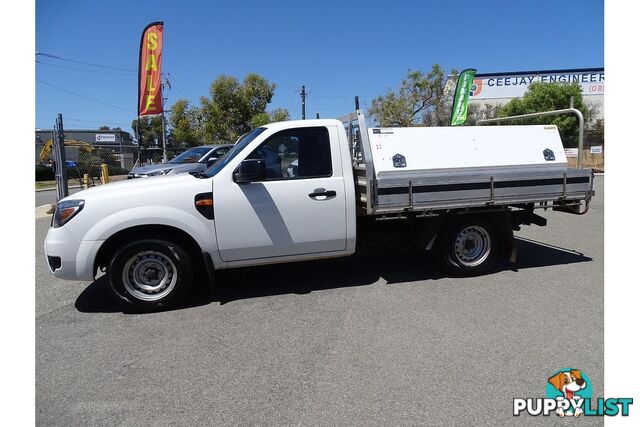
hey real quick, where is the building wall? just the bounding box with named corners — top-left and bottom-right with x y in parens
top-left (469, 96), bottom-right (604, 125)
top-left (447, 68), bottom-right (604, 124)
top-left (35, 129), bottom-right (136, 164)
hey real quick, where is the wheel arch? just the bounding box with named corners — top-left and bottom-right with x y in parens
top-left (431, 209), bottom-right (515, 259)
top-left (94, 224), bottom-right (204, 277)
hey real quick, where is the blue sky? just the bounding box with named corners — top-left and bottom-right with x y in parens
top-left (36, 0), bottom-right (604, 134)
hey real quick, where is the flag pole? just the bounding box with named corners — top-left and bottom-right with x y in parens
top-left (135, 116), bottom-right (141, 166)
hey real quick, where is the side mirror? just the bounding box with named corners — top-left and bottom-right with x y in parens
top-left (206, 157), bottom-right (218, 168)
top-left (233, 159), bottom-right (265, 183)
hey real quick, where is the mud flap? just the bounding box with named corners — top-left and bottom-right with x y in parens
top-left (509, 243), bottom-right (518, 263)
top-left (498, 213), bottom-right (517, 263)
top-left (201, 252), bottom-right (216, 292)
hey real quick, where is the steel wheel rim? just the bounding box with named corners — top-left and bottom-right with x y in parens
top-left (453, 225), bottom-right (491, 267)
top-left (122, 250), bottom-right (177, 301)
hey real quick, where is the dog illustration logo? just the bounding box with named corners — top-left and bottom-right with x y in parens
top-left (514, 369), bottom-right (632, 417)
top-left (547, 369), bottom-right (589, 417)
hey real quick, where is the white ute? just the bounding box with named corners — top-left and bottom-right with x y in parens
top-left (45, 110), bottom-right (594, 310)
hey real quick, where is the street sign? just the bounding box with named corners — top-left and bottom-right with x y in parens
top-left (564, 148), bottom-right (579, 158)
top-left (590, 145), bottom-right (603, 154)
top-left (65, 160), bottom-right (77, 167)
top-left (96, 134), bottom-right (116, 142)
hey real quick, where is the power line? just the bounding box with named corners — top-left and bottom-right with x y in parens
top-left (36, 79), bottom-right (135, 113)
top-left (164, 73), bottom-right (192, 99)
top-left (51, 123), bottom-right (117, 130)
top-left (287, 89), bottom-right (298, 112)
top-left (36, 52), bottom-right (136, 73)
top-left (36, 60), bottom-right (136, 76)
top-left (66, 117), bottom-right (132, 128)
top-left (309, 95), bottom-right (377, 98)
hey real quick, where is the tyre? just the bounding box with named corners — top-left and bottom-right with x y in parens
top-left (107, 239), bottom-right (193, 311)
top-left (435, 216), bottom-right (499, 276)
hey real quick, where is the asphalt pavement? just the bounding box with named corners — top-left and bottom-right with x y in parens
top-left (35, 187), bottom-right (82, 208)
top-left (36, 176), bottom-right (604, 425)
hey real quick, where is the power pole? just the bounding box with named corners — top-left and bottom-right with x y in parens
top-left (135, 111), bottom-right (142, 167)
top-left (53, 113), bottom-right (68, 201)
top-left (161, 112), bottom-right (167, 163)
top-left (161, 74), bottom-right (171, 163)
top-left (300, 85), bottom-right (306, 120)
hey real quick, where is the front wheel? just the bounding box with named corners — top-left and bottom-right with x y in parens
top-left (107, 239), bottom-right (193, 311)
top-left (434, 217), bottom-right (499, 277)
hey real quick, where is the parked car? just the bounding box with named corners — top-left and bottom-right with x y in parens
top-left (128, 144), bottom-right (233, 178)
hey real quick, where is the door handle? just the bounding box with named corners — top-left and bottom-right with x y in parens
top-left (308, 188), bottom-right (336, 199)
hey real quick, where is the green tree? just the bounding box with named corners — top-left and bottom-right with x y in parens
top-left (199, 73), bottom-right (276, 142)
top-left (368, 65), bottom-right (451, 127)
top-left (270, 108), bottom-right (290, 123)
top-left (169, 99), bottom-right (200, 147)
top-left (250, 108), bottom-right (291, 127)
top-left (134, 73), bottom-right (279, 148)
top-left (498, 82), bottom-right (591, 146)
top-left (131, 115), bottom-right (164, 148)
top-left (586, 119), bottom-right (604, 146)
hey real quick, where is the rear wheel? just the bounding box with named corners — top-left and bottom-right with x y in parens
top-left (435, 216), bottom-right (499, 276)
top-left (107, 239), bottom-right (193, 311)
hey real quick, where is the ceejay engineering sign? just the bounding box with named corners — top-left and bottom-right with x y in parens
top-left (138, 22), bottom-right (164, 116)
top-left (469, 69), bottom-right (604, 100)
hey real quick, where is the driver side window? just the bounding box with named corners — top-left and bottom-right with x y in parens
top-left (247, 127), bottom-right (332, 180)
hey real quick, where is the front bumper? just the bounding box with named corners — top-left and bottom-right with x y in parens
top-left (44, 225), bottom-right (104, 281)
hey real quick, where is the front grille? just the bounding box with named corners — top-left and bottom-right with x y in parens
top-left (47, 256), bottom-right (62, 271)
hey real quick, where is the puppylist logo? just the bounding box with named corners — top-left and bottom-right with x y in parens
top-left (513, 369), bottom-right (633, 417)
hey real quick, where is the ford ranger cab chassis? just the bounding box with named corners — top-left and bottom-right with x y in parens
top-left (44, 110), bottom-right (594, 310)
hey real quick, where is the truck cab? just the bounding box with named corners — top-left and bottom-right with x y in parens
top-left (210, 121), bottom-right (356, 264)
top-left (45, 120), bottom-right (357, 310)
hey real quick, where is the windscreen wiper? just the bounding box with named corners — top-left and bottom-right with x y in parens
top-left (189, 171), bottom-right (208, 179)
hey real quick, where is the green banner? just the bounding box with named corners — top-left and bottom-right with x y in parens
top-left (450, 68), bottom-right (477, 126)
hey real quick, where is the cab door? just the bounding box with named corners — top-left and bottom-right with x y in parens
top-left (213, 125), bottom-right (347, 262)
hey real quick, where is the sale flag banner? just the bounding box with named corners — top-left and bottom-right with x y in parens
top-left (138, 22), bottom-right (164, 116)
top-left (450, 68), bottom-right (476, 126)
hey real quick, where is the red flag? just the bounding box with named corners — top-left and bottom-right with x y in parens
top-left (138, 22), bottom-right (164, 116)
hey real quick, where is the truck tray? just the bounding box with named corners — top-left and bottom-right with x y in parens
top-left (374, 166), bottom-right (592, 212)
top-left (340, 111), bottom-right (594, 216)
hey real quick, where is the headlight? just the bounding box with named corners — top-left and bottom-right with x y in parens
top-left (53, 199), bottom-right (84, 228)
top-left (146, 168), bottom-right (173, 176)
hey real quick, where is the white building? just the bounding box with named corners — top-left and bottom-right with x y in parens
top-left (450, 67), bottom-right (604, 124)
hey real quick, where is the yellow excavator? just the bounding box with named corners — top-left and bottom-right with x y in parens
top-left (39, 139), bottom-right (95, 163)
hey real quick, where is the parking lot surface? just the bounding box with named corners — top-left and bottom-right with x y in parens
top-left (36, 176), bottom-right (604, 425)
top-left (35, 187), bottom-right (81, 208)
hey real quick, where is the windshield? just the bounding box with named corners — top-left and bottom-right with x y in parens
top-left (204, 127), bottom-right (267, 177)
top-left (168, 147), bottom-right (211, 164)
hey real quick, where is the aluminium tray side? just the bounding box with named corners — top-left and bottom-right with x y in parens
top-left (374, 166), bottom-right (593, 212)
